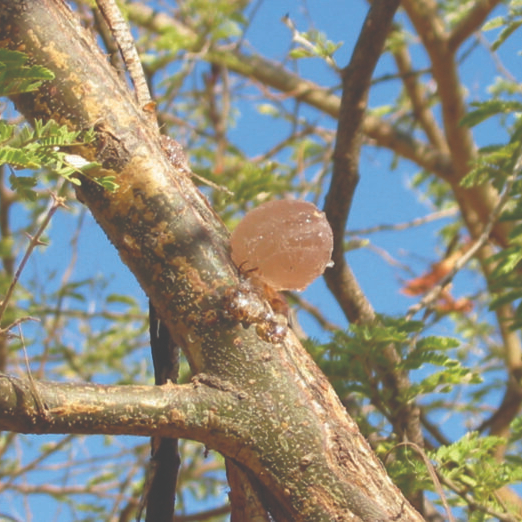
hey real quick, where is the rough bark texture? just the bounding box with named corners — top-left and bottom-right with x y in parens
top-left (0, 1), bottom-right (423, 520)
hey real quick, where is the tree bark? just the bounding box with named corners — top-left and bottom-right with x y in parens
top-left (0, 1), bottom-right (423, 520)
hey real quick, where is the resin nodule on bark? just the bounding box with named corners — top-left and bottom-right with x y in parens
top-left (230, 200), bottom-right (333, 291)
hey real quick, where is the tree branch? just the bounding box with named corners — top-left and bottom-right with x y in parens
top-left (142, 303), bottom-right (180, 522)
top-left (323, 0), bottom-right (401, 324)
top-left (401, 0), bottom-right (475, 178)
top-left (448, 0), bottom-right (503, 53)
top-left (95, 0), bottom-right (155, 122)
top-left (126, 2), bottom-right (454, 180)
top-left (0, 373), bottom-right (236, 439)
top-left (321, 3), bottom-right (428, 513)
top-left (407, 170), bottom-right (517, 320)
top-left (391, 30), bottom-right (448, 152)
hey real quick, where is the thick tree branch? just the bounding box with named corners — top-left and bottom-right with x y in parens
top-left (401, 1), bottom-right (522, 473)
top-left (362, 114), bottom-right (454, 179)
top-left (401, 0), bottom-right (475, 178)
top-left (401, 0), bottom-right (515, 247)
top-left (95, 0), bottom-right (155, 120)
top-left (143, 303), bottom-right (180, 522)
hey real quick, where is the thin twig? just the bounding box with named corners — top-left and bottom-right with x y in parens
top-left (287, 292), bottom-right (340, 332)
top-left (475, 32), bottom-right (520, 87)
top-left (38, 209), bottom-right (86, 378)
top-left (127, 4), bottom-right (456, 182)
top-left (18, 323), bottom-right (48, 417)
top-left (281, 15), bottom-right (340, 73)
top-left (0, 194), bottom-right (66, 328)
top-left (0, 316), bottom-right (39, 337)
top-left (0, 434), bottom-right (73, 487)
top-left (391, 28), bottom-right (448, 152)
top-left (95, 0), bottom-right (157, 127)
top-left (387, 441), bottom-right (455, 522)
top-left (365, 242), bottom-right (413, 273)
top-left (406, 167), bottom-right (519, 321)
top-left (347, 207), bottom-right (458, 236)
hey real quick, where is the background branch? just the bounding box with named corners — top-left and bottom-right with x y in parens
top-left (448, 0), bottom-right (503, 52)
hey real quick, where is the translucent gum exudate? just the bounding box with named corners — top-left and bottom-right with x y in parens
top-left (230, 200), bottom-right (333, 291)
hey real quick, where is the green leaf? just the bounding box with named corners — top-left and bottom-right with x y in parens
top-left (461, 100), bottom-right (522, 128)
top-left (482, 16), bottom-right (504, 31)
top-left (415, 336), bottom-right (460, 351)
top-left (0, 120), bottom-right (14, 144)
top-left (8, 173), bottom-right (38, 201)
top-left (492, 19), bottom-right (522, 51)
top-left (0, 49), bottom-right (54, 95)
top-left (0, 146), bottom-right (40, 169)
top-left (490, 247), bottom-right (522, 277)
top-left (410, 365), bottom-right (481, 397)
top-left (0, 118), bottom-right (99, 192)
top-left (289, 48), bottom-right (315, 59)
top-left (489, 289), bottom-right (522, 310)
top-left (98, 176), bottom-right (119, 191)
top-left (106, 294), bottom-right (137, 306)
top-left (508, 221), bottom-right (522, 242)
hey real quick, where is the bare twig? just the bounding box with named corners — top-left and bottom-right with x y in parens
top-left (95, 0), bottom-right (157, 127)
top-left (0, 434), bottom-right (73, 489)
top-left (0, 194), bottom-right (66, 329)
top-left (38, 209), bottom-right (86, 378)
top-left (387, 441), bottom-right (455, 522)
top-left (476, 32), bottom-right (520, 87)
top-left (0, 316), bottom-right (39, 337)
top-left (286, 292), bottom-right (340, 333)
top-left (347, 207), bottom-right (458, 236)
top-left (364, 242), bottom-right (412, 273)
top-left (91, 4), bottom-right (126, 81)
top-left (18, 324), bottom-right (48, 417)
top-left (391, 29), bottom-right (448, 152)
top-left (127, 3), bottom-right (457, 182)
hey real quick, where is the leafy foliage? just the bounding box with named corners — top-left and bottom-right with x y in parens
top-left (286, 24), bottom-right (342, 66)
top-left (0, 48), bottom-right (55, 95)
top-left (312, 318), bottom-right (479, 422)
top-left (482, 0), bottom-right (522, 51)
top-left (0, 118), bottom-right (107, 200)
